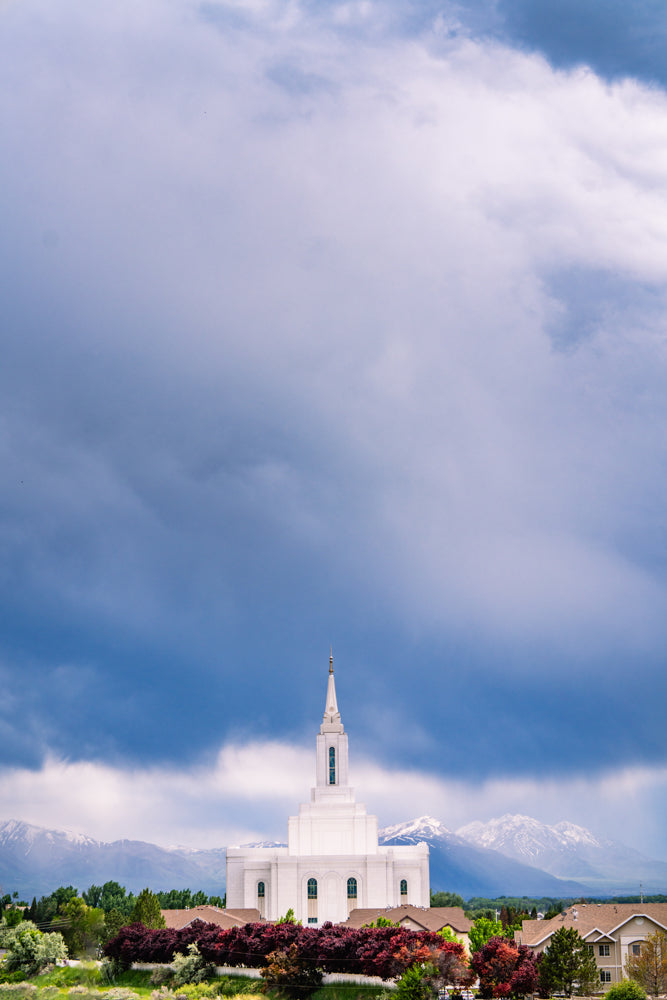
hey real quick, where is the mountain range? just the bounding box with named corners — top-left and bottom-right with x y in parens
top-left (2, 813), bottom-right (667, 900)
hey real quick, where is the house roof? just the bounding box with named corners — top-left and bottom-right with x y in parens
top-left (343, 905), bottom-right (472, 933)
top-left (518, 904), bottom-right (667, 948)
top-left (161, 906), bottom-right (262, 930)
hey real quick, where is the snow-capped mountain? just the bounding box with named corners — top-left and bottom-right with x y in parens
top-left (378, 815), bottom-right (588, 898)
top-left (379, 815), bottom-right (453, 842)
top-left (457, 814), bottom-right (600, 862)
top-left (4, 813), bottom-right (667, 900)
top-left (455, 814), bottom-right (667, 890)
top-left (0, 819), bottom-right (226, 899)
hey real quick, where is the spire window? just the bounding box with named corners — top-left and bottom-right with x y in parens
top-left (329, 746), bottom-right (336, 784)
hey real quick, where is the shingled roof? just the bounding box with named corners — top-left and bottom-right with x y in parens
top-left (518, 903), bottom-right (667, 947)
top-left (343, 905), bottom-right (472, 933)
top-left (161, 906), bottom-right (262, 930)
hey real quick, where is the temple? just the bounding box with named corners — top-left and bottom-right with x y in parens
top-left (225, 655), bottom-right (430, 924)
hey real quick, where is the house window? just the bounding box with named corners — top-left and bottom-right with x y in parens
top-left (599, 945), bottom-right (610, 957)
top-left (632, 944), bottom-right (641, 956)
top-left (329, 747), bottom-right (336, 784)
top-left (600, 971), bottom-right (612, 983)
top-left (347, 878), bottom-right (357, 899)
top-left (587, 946), bottom-right (594, 955)
top-left (400, 879), bottom-right (408, 898)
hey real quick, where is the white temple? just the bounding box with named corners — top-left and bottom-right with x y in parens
top-left (225, 656), bottom-right (430, 924)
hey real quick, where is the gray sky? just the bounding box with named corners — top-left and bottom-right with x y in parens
top-left (3, 0), bottom-right (667, 868)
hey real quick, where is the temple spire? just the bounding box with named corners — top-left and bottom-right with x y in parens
top-left (321, 651), bottom-right (343, 732)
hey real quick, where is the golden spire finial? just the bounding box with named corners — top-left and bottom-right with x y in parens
top-left (329, 647), bottom-right (333, 674)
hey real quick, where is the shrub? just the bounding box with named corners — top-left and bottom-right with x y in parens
top-left (150, 967), bottom-right (175, 987)
top-left (0, 987), bottom-right (38, 1000)
top-left (172, 944), bottom-right (217, 986)
top-left (3, 925), bottom-right (68, 977)
top-left (260, 944), bottom-right (323, 999)
top-left (393, 963), bottom-right (434, 1000)
top-left (605, 983), bottom-right (647, 1000)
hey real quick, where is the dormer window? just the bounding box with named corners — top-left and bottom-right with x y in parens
top-left (329, 746), bottom-right (336, 784)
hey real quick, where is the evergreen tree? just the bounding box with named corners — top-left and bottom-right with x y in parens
top-left (131, 888), bottom-right (165, 928)
top-left (539, 927), bottom-right (598, 997)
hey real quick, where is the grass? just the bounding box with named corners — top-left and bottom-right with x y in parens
top-left (0, 966), bottom-right (388, 1000)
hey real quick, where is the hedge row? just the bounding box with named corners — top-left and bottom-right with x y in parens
top-left (104, 920), bottom-right (464, 979)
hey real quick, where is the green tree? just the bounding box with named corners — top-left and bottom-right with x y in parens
top-left (438, 926), bottom-right (463, 945)
top-left (625, 931), bottom-right (667, 997)
top-left (606, 983), bottom-right (647, 1000)
top-left (393, 962), bottom-right (434, 1000)
top-left (60, 897), bottom-right (105, 957)
top-left (5, 907), bottom-right (24, 928)
top-left (538, 927), bottom-right (598, 997)
top-left (363, 915), bottom-right (400, 928)
top-left (431, 891), bottom-right (465, 908)
top-left (131, 888), bottom-right (165, 928)
top-left (104, 908), bottom-right (128, 942)
top-left (470, 916), bottom-right (505, 954)
top-left (4, 923), bottom-right (68, 975)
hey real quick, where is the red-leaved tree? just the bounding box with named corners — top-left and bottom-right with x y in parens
top-left (471, 936), bottom-right (538, 998)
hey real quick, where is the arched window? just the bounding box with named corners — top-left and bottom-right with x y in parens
top-left (347, 877), bottom-right (357, 899)
top-left (257, 881), bottom-right (265, 898)
top-left (329, 746), bottom-right (336, 785)
top-left (400, 879), bottom-right (408, 898)
top-left (257, 880), bottom-right (266, 918)
top-left (307, 877), bottom-right (318, 924)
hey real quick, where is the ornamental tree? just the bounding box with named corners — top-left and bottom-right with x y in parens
top-left (471, 935), bottom-right (539, 998)
top-left (625, 931), bottom-right (667, 997)
top-left (470, 917), bottom-right (506, 954)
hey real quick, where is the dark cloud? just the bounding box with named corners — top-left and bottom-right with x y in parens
top-left (2, 0), bottom-right (667, 856)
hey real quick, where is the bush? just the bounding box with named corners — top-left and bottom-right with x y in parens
top-left (393, 964), bottom-right (434, 1000)
top-left (605, 983), bottom-right (647, 1000)
top-left (150, 967), bottom-right (176, 987)
top-left (260, 944), bottom-right (323, 999)
top-left (172, 944), bottom-right (217, 986)
top-left (0, 987), bottom-right (38, 1000)
top-left (3, 925), bottom-right (68, 977)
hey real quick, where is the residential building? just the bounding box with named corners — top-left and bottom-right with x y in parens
top-left (161, 905), bottom-right (261, 930)
top-left (516, 902), bottom-right (667, 987)
top-left (343, 904), bottom-right (472, 951)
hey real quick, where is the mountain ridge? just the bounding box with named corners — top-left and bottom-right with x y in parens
top-left (3, 813), bottom-right (667, 900)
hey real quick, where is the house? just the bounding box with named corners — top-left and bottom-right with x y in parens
top-left (226, 655), bottom-right (430, 925)
top-left (516, 902), bottom-right (667, 987)
top-left (343, 904), bottom-right (472, 951)
top-left (161, 905), bottom-right (261, 930)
